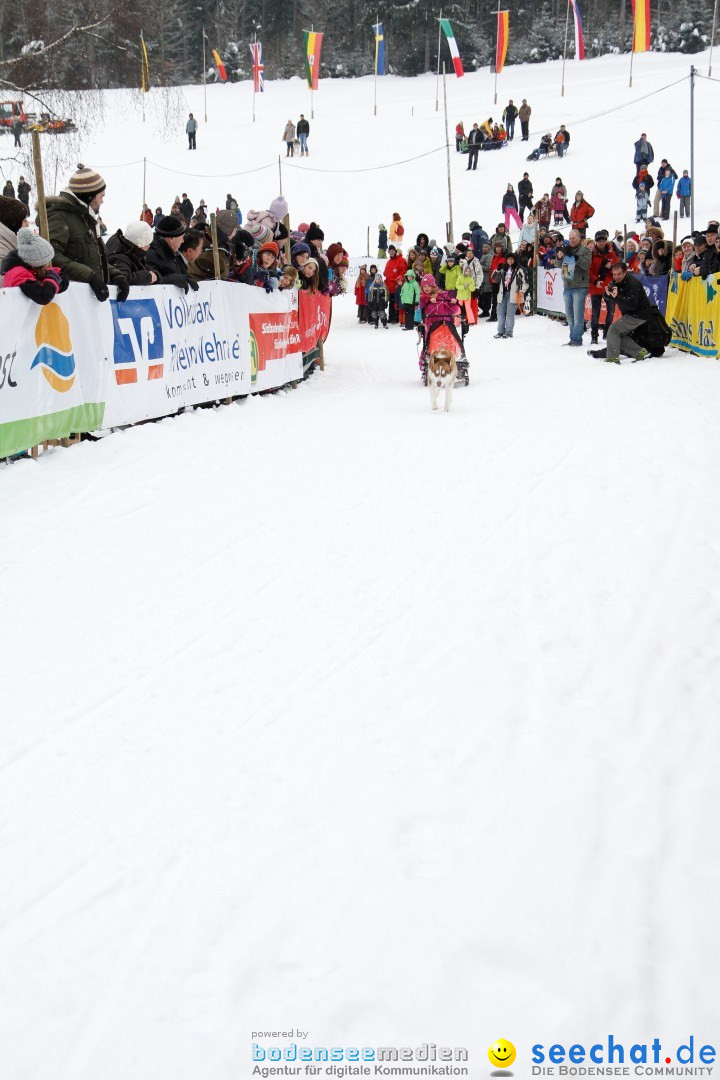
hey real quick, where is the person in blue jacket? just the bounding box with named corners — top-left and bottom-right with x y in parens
top-left (634, 132), bottom-right (654, 167)
top-left (657, 169), bottom-right (675, 221)
top-left (676, 171), bottom-right (692, 219)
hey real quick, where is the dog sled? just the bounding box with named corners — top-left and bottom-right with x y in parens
top-left (418, 314), bottom-right (470, 387)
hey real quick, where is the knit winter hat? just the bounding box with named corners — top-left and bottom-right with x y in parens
top-left (291, 242), bottom-right (311, 257)
top-left (326, 242), bottom-right (345, 265)
top-left (0, 196), bottom-right (27, 233)
top-left (215, 209), bottom-right (239, 238)
top-left (421, 274), bottom-right (436, 289)
top-left (17, 227), bottom-right (54, 267)
top-left (247, 222), bottom-right (272, 245)
top-left (68, 163), bottom-right (106, 198)
top-left (258, 241), bottom-right (279, 258)
top-left (305, 221), bottom-right (325, 244)
top-left (124, 220), bottom-right (154, 248)
top-left (269, 195), bottom-right (288, 221)
top-left (155, 215), bottom-right (186, 238)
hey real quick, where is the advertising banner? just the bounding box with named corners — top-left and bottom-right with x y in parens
top-left (102, 282), bottom-right (252, 428)
top-left (248, 287), bottom-right (302, 392)
top-left (0, 284), bottom-right (109, 459)
top-left (535, 268), bottom-right (566, 316)
top-left (666, 271), bottom-right (720, 358)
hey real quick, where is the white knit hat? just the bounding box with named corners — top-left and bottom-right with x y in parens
top-left (17, 227), bottom-right (54, 267)
top-left (124, 220), bottom-right (154, 248)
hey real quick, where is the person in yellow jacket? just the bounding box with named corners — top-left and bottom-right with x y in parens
top-left (437, 252), bottom-right (461, 294)
top-left (455, 258), bottom-right (477, 335)
top-left (388, 212), bottom-right (404, 244)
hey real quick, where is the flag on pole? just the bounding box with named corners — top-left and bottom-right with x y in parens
top-left (631, 0), bottom-right (651, 52)
top-left (213, 49), bottom-right (227, 82)
top-left (304, 31), bottom-right (324, 90)
top-left (439, 18), bottom-right (464, 77)
top-left (373, 21), bottom-right (385, 76)
top-left (140, 32), bottom-right (150, 92)
top-left (569, 0), bottom-right (586, 60)
top-left (250, 41), bottom-right (264, 91)
top-left (495, 11), bottom-right (509, 74)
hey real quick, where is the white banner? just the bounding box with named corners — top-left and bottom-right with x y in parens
top-left (536, 267), bottom-right (567, 316)
top-left (1, 280), bottom-right (307, 455)
top-left (0, 284), bottom-right (110, 458)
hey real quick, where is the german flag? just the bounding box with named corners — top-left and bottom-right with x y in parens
top-left (495, 10), bottom-right (509, 74)
top-left (631, 0), bottom-right (651, 52)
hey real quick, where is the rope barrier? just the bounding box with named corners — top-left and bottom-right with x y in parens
top-left (284, 145), bottom-right (447, 173)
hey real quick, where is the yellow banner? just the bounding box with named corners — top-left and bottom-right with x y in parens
top-left (666, 271), bottom-right (720, 358)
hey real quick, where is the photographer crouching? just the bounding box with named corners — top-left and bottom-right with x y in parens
top-left (588, 261), bottom-right (652, 364)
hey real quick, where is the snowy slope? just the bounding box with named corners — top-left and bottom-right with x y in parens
top-left (74, 49), bottom-right (720, 253)
top-left (3, 295), bottom-right (720, 1077)
top-left (3, 48), bottom-right (720, 1080)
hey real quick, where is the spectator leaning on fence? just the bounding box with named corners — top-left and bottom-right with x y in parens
top-left (46, 164), bottom-right (129, 302)
top-left (0, 196), bottom-right (28, 286)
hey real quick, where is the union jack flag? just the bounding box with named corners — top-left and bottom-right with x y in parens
top-left (250, 41), bottom-right (264, 92)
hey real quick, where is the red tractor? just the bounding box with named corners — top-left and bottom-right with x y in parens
top-left (0, 99), bottom-right (76, 134)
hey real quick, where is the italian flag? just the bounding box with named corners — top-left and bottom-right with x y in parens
top-left (440, 18), bottom-right (464, 78)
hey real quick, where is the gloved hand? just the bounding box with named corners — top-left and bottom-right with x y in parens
top-left (164, 274), bottom-right (190, 293)
top-left (680, 271), bottom-right (692, 281)
top-left (44, 269), bottom-right (63, 292)
top-left (186, 277), bottom-right (199, 292)
top-left (114, 275), bottom-right (130, 302)
top-left (88, 271), bottom-right (109, 302)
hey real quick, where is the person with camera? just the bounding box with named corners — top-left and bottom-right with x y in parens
top-left (556, 229), bottom-right (591, 347)
top-left (588, 261), bottom-right (651, 364)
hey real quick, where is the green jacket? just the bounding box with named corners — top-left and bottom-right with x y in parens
top-left (439, 262), bottom-right (460, 291)
top-left (455, 269), bottom-right (475, 302)
top-left (400, 271), bottom-right (420, 304)
top-left (46, 191), bottom-right (121, 284)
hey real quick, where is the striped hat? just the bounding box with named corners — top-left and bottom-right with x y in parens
top-left (247, 222), bottom-right (271, 245)
top-left (68, 163), bottom-right (106, 198)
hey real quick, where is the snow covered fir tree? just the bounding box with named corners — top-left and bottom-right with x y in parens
top-left (0, 0), bottom-right (716, 87)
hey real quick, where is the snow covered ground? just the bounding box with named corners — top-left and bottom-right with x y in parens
top-left (72, 48), bottom-right (720, 252)
top-left (3, 294), bottom-right (720, 1077)
top-left (3, 47), bottom-right (720, 1080)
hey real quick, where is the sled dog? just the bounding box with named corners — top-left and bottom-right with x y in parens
top-left (428, 347), bottom-right (457, 412)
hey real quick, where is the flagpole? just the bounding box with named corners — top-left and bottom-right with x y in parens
top-left (436, 11), bottom-right (442, 112)
top-left (203, 32), bottom-right (208, 122)
top-left (710, 0), bottom-right (718, 76)
top-left (374, 14), bottom-right (378, 116)
top-left (491, 8), bottom-right (501, 104)
top-left (561, 0), bottom-right (570, 97)
top-left (442, 62), bottom-right (454, 242)
top-left (629, 40), bottom-right (635, 87)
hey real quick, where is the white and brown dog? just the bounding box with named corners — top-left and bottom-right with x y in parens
top-left (428, 348), bottom-right (457, 412)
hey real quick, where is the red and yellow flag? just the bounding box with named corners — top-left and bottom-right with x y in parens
top-left (303, 31), bottom-right (323, 90)
top-left (212, 48), bottom-right (227, 82)
top-left (495, 11), bottom-right (509, 74)
top-left (631, 0), bottom-right (651, 52)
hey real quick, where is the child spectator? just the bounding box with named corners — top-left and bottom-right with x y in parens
top-left (368, 272), bottom-right (389, 328)
top-left (635, 183), bottom-right (650, 224)
top-left (355, 265), bottom-right (369, 322)
top-left (278, 266), bottom-right (299, 290)
top-left (1, 227), bottom-right (69, 304)
top-left (253, 241), bottom-right (280, 291)
top-left (300, 258), bottom-right (320, 293)
top-left (400, 269), bottom-right (420, 332)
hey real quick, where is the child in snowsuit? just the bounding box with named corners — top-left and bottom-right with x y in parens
top-left (551, 192), bottom-right (566, 226)
top-left (400, 268), bottom-right (420, 331)
top-left (368, 272), bottom-right (389, 328)
top-left (635, 183), bottom-right (650, 224)
top-left (0, 228), bottom-right (69, 304)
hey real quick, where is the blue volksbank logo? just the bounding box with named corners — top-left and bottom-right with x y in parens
top-left (110, 298), bottom-right (164, 384)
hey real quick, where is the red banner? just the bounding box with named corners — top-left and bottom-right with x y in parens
top-left (293, 291), bottom-right (332, 353)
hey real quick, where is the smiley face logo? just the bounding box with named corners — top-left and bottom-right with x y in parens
top-left (488, 1040), bottom-right (516, 1070)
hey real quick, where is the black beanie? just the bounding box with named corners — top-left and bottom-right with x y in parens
top-left (305, 221), bottom-right (325, 243)
top-left (0, 196), bottom-right (28, 234)
top-left (155, 215), bottom-right (186, 238)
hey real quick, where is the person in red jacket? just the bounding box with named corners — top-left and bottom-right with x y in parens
top-left (569, 191), bottom-right (595, 236)
top-left (1, 228), bottom-right (69, 304)
top-left (587, 230), bottom-right (618, 343)
top-left (355, 265), bottom-right (369, 322)
top-left (384, 244), bottom-right (408, 323)
top-left (488, 242), bottom-right (507, 322)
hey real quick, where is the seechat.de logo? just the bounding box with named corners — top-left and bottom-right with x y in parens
top-left (110, 297), bottom-right (164, 385)
top-left (31, 302), bottom-right (76, 393)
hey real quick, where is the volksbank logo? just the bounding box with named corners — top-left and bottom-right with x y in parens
top-left (110, 298), bottom-right (164, 384)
